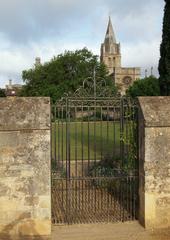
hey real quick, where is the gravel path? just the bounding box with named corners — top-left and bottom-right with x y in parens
top-left (52, 179), bottom-right (137, 224)
top-left (52, 222), bottom-right (170, 240)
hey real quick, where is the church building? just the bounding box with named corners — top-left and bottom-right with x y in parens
top-left (101, 17), bottom-right (141, 95)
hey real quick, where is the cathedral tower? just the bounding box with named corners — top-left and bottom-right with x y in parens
top-left (101, 17), bottom-right (141, 95)
top-left (101, 17), bottom-right (121, 74)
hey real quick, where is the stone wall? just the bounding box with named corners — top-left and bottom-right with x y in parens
top-left (138, 97), bottom-right (170, 229)
top-left (0, 97), bottom-right (51, 239)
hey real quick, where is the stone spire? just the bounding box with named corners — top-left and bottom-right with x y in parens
top-left (104, 16), bottom-right (116, 44)
top-left (100, 16), bottom-right (121, 74)
top-left (100, 16), bottom-right (141, 95)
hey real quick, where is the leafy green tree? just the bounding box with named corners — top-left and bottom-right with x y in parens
top-left (126, 76), bottom-right (160, 98)
top-left (0, 89), bottom-right (6, 97)
top-left (158, 0), bottom-right (170, 95)
top-left (20, 48), bottom-right (117, 102)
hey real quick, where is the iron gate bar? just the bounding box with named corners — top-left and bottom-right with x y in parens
top-left (51, 97), bottom-right (139, 225)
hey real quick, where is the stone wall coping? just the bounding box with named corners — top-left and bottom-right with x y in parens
top-left (0, 97), bottom-right (51, 131)
top-left (138, 96), bottom-right (170, 127)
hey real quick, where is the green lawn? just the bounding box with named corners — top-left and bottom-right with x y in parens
top-left (51, 121), bottom-right (132, 162)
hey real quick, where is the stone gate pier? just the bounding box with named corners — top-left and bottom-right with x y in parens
top-left (138, 97), bottom-right (170, 229)
top-left (0, 97), bottom-right (51, 239)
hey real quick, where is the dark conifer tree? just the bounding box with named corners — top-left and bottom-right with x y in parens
top-left (158, 0), bottom-right (170, 95)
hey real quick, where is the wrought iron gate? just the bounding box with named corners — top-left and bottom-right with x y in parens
top-left (51, 97), bottom-right (138, 224)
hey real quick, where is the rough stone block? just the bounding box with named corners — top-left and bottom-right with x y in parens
top-left (0, 97), bottom-right (51, 131)
top-left (138, 97), bottom-right (170, 230)
top-left (0, 98), bottom-right (51, 239)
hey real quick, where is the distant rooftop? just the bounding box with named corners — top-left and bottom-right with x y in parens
top-left (5, 80), bottom-right (22, 96)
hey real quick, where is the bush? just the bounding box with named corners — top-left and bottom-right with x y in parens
top-left (126, 76), bottom-right (160, 98)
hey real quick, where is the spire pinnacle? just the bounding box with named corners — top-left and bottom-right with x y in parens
top-left (105, 17), bottom-right (116, 44)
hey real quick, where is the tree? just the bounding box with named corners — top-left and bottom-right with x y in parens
top-left (20, 48), bottom-right (117, 102)
top-left (158, 0), bottom-right (170, 95)
top-left (126, 76), bottom-right (160, 98)
top-left (0, 89), bottom-right (6, 97)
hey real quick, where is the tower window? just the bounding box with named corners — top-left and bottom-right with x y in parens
top-left (113, 57), bottom-right (115, 66)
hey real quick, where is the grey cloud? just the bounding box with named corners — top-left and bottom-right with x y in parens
top-left (0, 0), bottom-right (164, 43)
top-left (0, 0), bottom-right (93, 42)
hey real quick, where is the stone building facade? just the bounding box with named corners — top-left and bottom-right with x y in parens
top-left (101, 17), bottom-right (141, 95)
top-left (5, 79), bottom-right (22, 96)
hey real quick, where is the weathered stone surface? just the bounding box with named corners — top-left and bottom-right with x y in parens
top-left (138, 96), bottom-right (170, 127)
top-left (0, 97), bottom-right (50, 130)
top-left (0, 98), bottom-right (51, 238)
top-left (138, 97), bottom-right (170, 230)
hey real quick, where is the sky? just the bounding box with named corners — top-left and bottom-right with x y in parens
top-left (0, 0), bottom-right (165, 88)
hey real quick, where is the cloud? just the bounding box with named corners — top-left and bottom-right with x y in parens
top-left (0, 0), bottom-right (96, 43)
top-left (0, 0), bottom-right (164, 43)
top-left (122, 39), bottom-right (161, 77)
top-left (0, 36), bottom-right (89, 87)
top-left (0, 0), bottom-right (165, 87)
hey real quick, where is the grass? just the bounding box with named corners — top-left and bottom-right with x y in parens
top-left (52, 121), bottom-right (125, 162)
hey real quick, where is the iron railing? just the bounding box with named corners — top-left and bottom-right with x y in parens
top-left (51, 97), bottom-right (138, 224)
